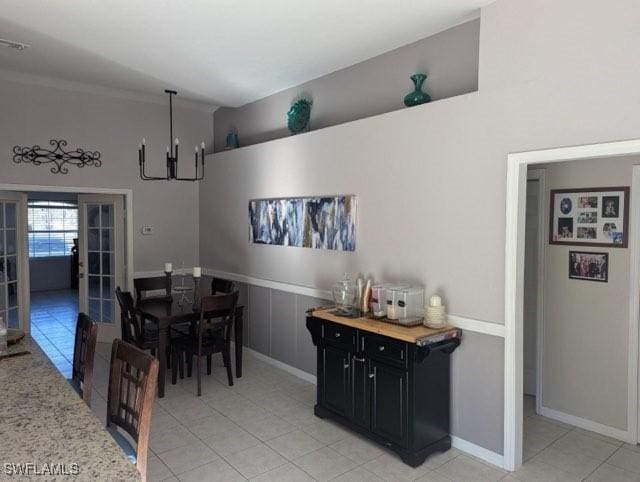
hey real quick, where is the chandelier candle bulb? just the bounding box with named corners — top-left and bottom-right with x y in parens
top-left (192, 267), bottom-right (202, 278)
top-left (175, 138), bottom-right (179, 145)
top-left (142, 138), bottom-right (146, 145)
top-left (164, 263), bottom-right (173, 273)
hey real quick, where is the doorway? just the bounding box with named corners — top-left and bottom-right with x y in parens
top-left (0, 184), bottom-right (133, 372)
top-left (504, 139), bottom-right (640, 471)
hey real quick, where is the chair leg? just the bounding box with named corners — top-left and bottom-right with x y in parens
top-left (196, 356), bottom-right (202, 396)
top-left (171, 351), bottom-right (178, 385)
top-left (223, 346), bottom-right (233, 387)
top-left (178, 353), bottom-right (185, 379)
top-left (166, 344), bottom-right (172, 369)
top-left (207, 355), bottom-right (212, 375)
top-left (186, 354), bottom-right (192, 378)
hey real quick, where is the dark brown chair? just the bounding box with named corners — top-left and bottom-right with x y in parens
top-left (211, 277), bottom-right (234, 295)
top-left (70, 313), bottom-right (98, 407)
top-left (134, 276), bottom-right (170, 302)
top-left (171, 292), bottom-right (239, 396)
top-left (116, 287), bottom-right (159, 355)
top-left (107, 339), bottom-right (159, 482)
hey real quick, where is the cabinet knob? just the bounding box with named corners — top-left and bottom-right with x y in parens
top-left (353, 357), bottom-right (366, 363)
top-left (335, 332), bottom-right (341, 338)
top-left (368, 373), bottom-right (375, 379)
top-left (343, 363), bottom-right (349, 369)
top-left (378, 345), bottom-right (385, 352)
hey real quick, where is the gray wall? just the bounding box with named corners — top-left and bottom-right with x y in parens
top-left (199, 0), bottom-right (640, 455)
top-left (539, 156), bottom-right (638, 431)
top-left (213, 19), bottom-right (480, 151)
top-left (523, 180), bottom-right (540, 396)
top-left (0, 80), bottom-right (213, 273)
top-left (29, 256), bottom-right (72, 292)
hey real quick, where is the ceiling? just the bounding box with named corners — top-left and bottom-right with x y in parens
top-left (0, 0), bottom-right (491, 108)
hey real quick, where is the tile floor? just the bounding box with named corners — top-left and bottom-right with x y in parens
top-left (30, 289), bottom-right (79, 379)
top-left (29, 293), bottom-right (640, 481)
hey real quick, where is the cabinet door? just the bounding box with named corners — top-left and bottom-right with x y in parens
top-left (321, 344), bottom-right (351, 417)
top-left (370, 360), bottom-right (408, 447)
top-left (351, 355), bottom-right (370, 429)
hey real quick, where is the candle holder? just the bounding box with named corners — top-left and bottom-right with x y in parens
top-left (192, 276), bottom-right (201, 311)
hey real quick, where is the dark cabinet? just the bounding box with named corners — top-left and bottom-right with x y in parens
top-left (321, 344), bottom-right (351, 417)
top-left (350, 355), bottom-right (370, 429)
top-left (370, 360), bottom-right (408, 447)
top-left (307, 312), bottom-right (461, 467)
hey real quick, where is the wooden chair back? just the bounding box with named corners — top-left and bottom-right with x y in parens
top-left (198, 292), bottom-right (239, 350)
top-left (107, 339), bottom-right (159, 480)
top-left (71, 312), bottom-right (98, 406)
top-left (211, 277), bottom-right (234, 295)
top-left (134, 276), bottom-right (170, 301)
top-left (116, 287), bottom-right (141, 345)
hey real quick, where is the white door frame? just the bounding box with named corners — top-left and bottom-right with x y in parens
top-left (0, 183), bottom-right (134, 332)
top-left (504, 139), bottom-right (640, 471)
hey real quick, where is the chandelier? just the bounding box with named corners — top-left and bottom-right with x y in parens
top-left (138, 89), bottom-right (205, 181)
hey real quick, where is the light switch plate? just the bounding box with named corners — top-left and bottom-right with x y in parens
top-left (141, 226), bottom-right (154, 235)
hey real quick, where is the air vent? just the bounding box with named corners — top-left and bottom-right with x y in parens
top-left (0, 38), bottom-right (30, 51)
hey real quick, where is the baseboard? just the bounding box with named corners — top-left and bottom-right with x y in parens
top-left (242, 346), bottom-right (317, 385)
top-left (539, 405), bottom-right (633, 443)
top-left (451, 435), bottom-right (504, 469)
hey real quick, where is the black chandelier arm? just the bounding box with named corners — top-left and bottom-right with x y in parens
top-left (13, 139), bottom-right (101, 174)
top-left (174, 148), bottom-right (205, 181)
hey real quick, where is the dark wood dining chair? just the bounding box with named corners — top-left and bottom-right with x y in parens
top-left (70, 312), bottom-right (98, 407)
top-left (134, 276), bottom-right (170, 302)
top-left (211, 277), bottom-right (234, 294)
top-left (171, 292), bottom-right (239, 396)
top-left (107, 339), bottom-right (159, 482)
top-left (116, 287), bottom-right (159, 355)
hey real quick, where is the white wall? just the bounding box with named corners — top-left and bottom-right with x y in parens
top-left (540, 156), bottom-right (638, 431)
top-left (0, 78), bottom-right (214, 273)
top-left (199, 0), bottom-right (640, 455)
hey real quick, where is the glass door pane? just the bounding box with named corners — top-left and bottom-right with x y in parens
top-left (0, 202), bottom-right (19, 328)
top-left (86, 203), bottom-right (115, 324)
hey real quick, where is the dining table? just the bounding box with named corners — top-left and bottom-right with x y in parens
top-left (136, 294), bottom-right (245, 398)
top-left (0, 336), bottom-right (140, 481)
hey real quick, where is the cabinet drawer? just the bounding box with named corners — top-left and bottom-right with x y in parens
top-left (361, 332), bottom-right (407, 366)
top-left (322, 322), bottom-right (356, 350)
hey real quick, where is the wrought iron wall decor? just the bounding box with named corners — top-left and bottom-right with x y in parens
top-left (138, 89), bottom-right (205, 181)
top-left (12, 139), bottom-right (101, 174)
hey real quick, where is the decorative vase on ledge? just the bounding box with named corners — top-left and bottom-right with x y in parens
top-left (403, 73), bottom-right (431, 107)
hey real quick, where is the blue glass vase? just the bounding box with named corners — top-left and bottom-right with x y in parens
top-left (404, 74), bottom-right (431, 107)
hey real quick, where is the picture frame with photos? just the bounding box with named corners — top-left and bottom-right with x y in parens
top-left (569, 251), bottom-right (609, 282)
top-left (549, 186), bottom-right (629, 248)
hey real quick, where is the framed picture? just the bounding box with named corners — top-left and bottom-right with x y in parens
top-left (550, 186), bottom-right (629, 247)
top-left (248, 195), bottom-right (356, 251)
top-left (569, 251), bottom-right (608, 282)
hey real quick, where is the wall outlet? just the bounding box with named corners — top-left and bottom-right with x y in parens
top-left (141, 226), bottom-right (154, 235)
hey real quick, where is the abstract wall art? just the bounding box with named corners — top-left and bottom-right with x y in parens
top-left (248, 195), bottom-right (356, 251)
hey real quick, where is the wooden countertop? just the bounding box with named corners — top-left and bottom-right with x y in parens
top-left (311, 308), bottom-right (456, 344)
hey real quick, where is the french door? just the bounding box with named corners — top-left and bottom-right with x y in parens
top-left (0, 192), bottom-right (28, 331)
top-left (78, 194), bottom-right (124, 342)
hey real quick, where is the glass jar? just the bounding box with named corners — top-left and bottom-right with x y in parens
top-left (332, 274), bottom-right (358, 315)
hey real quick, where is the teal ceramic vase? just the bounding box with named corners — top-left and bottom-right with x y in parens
top-left (403, 73), bottom-right (431, 107)
top-left (287, 99), bottom-right (313, 134)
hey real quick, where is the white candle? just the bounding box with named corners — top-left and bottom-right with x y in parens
top-left (430, 295), bottom-right (442, 307)
top-left (164, 263), bottom-right (173, 273)
top-left (387, 303), bottom-right (398, 320)
top-left (193, 267), bottom-right (202, 278)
